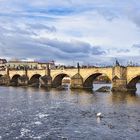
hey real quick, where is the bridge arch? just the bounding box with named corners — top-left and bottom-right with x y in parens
top-left (29, 74), bottom-right (42, 87)
top-left (10, 74), bottom-right (21, 85)
top-left (83, 73), bottom-right (111, 89)
top-left (52, 73), bottom-right (70, 88)
top-left (127, 75), bottom-right (140, 91)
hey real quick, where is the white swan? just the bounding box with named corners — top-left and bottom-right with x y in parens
top-left (96, 112), bottom-right (102, 117)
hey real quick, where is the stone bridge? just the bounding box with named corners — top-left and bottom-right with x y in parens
top-left (0, 65), bottom-right (140, 92)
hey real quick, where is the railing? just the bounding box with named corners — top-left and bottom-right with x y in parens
top-left (1, 65), bottom-right (140, 72)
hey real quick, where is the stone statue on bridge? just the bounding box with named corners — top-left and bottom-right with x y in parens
top-left (115, 59), bottom-right (120, 66)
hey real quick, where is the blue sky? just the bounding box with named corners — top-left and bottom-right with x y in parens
top-left (0, 0), bottom-right (140, 65)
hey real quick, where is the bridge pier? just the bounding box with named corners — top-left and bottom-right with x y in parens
top-left (39, 65), bottom-right (52, 88)
top-left (70, 73), bottom-right (84, 89)
top-left (0, 75), bottom-right (10, 86)
top-left (18, 75), bottom-right (29, 86)
top-left (111, 65), bottom-right (131, 92)
top-left (112, 79), bottom-right (128, 92)
top-left (39, 75), bottom-right (52, 88)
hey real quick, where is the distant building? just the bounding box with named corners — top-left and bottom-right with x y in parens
top-left (7, 61), bottom-right (38, 70)
top-left (38, 60), bottom-right (56, 69)
top-left (6, 60), bottom-right (56, 70)
top-left (0, 59), bottom-right (7, 70)
top-left (0, 59), bottom-right (7, 64)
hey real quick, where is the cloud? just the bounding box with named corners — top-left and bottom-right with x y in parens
top-left (38, 38), bottom-right (106, 57)
top-left (40, 39), bottom-right (91, 53)
top-left (0, 23), bottom-right (106, 65)
top-left (132, 44), bottom-right (140, 48)
top-left (117, 49), bottom-right (130, 53)
top-left (91, 46), bottom-right (105, 55)
top-left (0, 0), bottom-right (140, 65)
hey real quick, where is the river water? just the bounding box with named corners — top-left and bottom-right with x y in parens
top-left (0, 84), bottom-right (140, 140)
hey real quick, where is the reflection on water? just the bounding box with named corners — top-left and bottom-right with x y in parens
top-left (0, 84), bottom-right (140, 139)
top-left (93, 83), bottom-right (112, 91)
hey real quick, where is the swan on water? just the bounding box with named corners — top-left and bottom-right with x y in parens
top-left (96, 112), bottom-right (102, 117)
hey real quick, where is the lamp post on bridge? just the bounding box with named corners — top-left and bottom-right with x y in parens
top-left (24, 65), bottom-right (28, 77)
top-left (77, 62), bottom-right (80, 74)
top-left (6, 65), bottom-right (9, 76)
top-left (45, 63), bottom-right (50, 76)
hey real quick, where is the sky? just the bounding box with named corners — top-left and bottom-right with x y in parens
top-left (0, 0), bottom-right (140, 66)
